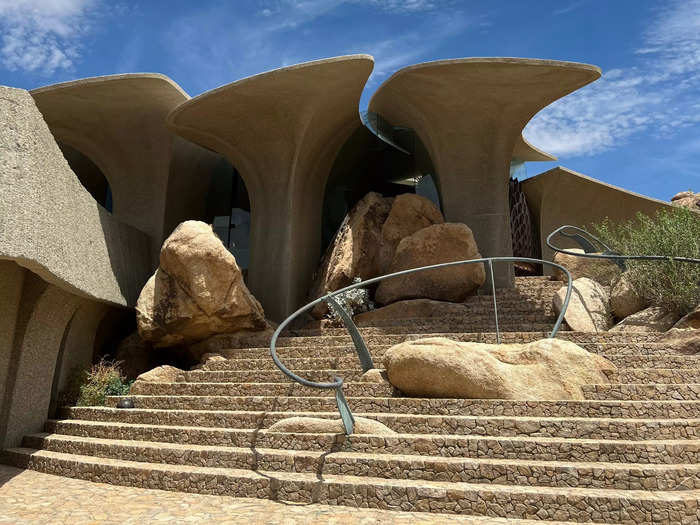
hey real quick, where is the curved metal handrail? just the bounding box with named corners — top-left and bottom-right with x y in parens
top-left (546, 225), bottom-right (700, 266)
top-left (270, 256), bottom-right (573, 435)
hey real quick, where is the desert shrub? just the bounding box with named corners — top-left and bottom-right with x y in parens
top-left (327, 277), bottom-right (375, 326)
top-left (590, 207), bottom-right (700, 314)
top-left (59, 358), bottom-right (133, 407)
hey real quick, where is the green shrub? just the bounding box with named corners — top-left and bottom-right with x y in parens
top-left (590, 207), bottom-right (700, 315)
top-left (59, 358), bottom-right (133, 407)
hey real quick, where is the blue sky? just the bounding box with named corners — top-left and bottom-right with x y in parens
top-left (1, 0), bottom-right (699, 202)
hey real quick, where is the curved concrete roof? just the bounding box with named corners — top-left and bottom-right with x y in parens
top-left (513, 134), bottom-right (556, 162)
top-left (30, 73), bottom-right (190, 246)
top-left (167, 55), bottom-right (374, 319)
top-left (369, 57), bottom-right (600, 286)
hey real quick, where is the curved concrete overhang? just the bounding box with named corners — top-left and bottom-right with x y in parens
top-left (167, 55), bottom-right (374, 319)
top-left (30, 73), bottom-right (190, 246)
top-left (369, 57), bottom-right (600, 286)
top-left (513, 134), bottom-right (556, 162)
top-left (521, 166), bottom-right (675, 266)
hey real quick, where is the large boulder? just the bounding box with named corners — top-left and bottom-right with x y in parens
top-left (610, 306), bottom-right (680, 332)
top-left (354, 298), bottom-right (470, 325)
top-left (552, 249), bottom-right (621, 286)
top-left (671, 304), bottom-right (700, 330)
top-left (375, 223), bottom-right (485, 305)
top-left (383, 337), bottom-right (614, 400)
top-left (671, 190), bottom-right (700, 211)
top-left (308, 192), bottom-right (393, 318)
top-left (136, 221), bottom-right (267, 347)
top-left (553, 277), bottom-right (611, 332)
top-left (610, 273), bottom-right (647, 320)
top-left (381, 193), bottom-right (444, 254)
top-left (267, 416), bottom-right (395, 435)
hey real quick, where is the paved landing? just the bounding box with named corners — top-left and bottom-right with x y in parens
top-left (0, 465), bottom-right (555, 524)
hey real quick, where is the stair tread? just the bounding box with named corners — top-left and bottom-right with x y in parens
top-left (26, 433), bottom-right (700, 471)
top-left (8, 447), bottom-right (700, 502)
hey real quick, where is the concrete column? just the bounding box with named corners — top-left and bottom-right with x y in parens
top-left (167, 56), bottom-right (374, 320)
top-left (369, 58), bottom-right (600, 287)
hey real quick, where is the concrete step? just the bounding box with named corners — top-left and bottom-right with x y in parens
top-left (210, 331), bottom-right (663, 352)
top-left (199, 353), bottom-right (700, 371)
top-left (129, 381), bottom-right (397, 398)
top-left (179, 367), bottom-right (700, 386)
top-left (212, 343), bottom-right (686, 362)
top-left (106, 395), bottom-right (700, 419)
top-left (5, 448), bottom-right (699, 523)
top-left (22, 433), bottom-right (700, 491)
top-left (583, 384), bottom-right (700, 401)
top-left (45, 419), bottom-right (700, 464)
top-left (55, 409), bottom-right (700, 441)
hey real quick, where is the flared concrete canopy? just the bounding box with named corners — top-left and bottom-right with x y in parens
top-left (31, 74), bottom-right (190, 246)
top-left (167, 55), bottom-right (374, 319)
top-left (514, 134), bottom-right (556, 162)
top-left (369, 57), bottom-right (600, 286)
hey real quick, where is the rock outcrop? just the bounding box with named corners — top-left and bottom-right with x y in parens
top-left (671, 190), bottom-right (700, 211)
top-left (375, 223), bottom-right (485, 305)
top-left (610, 306), bottom-right (680, 333)
top-left (553, 277), bottom-right (611, 332)
top-left (381, 193), bottom-right (444, 255)
top-left (308, 193), bottom-right (393, 317)
top-left (551, 249), bottom-right (621, 286)
top-left (383, 337), bottom-right (614, 400)
top-left (136, 221), bottom-right (267, 347)
top-left (610, 273), bottom-right (647, 320)
top-left (267, 416), bottom-right (395, 435)
top-left (672, 304), bottom-right (700, 330)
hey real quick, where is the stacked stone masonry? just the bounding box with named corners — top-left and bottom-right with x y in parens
top-left (3, 277), bottom-right (700, 524)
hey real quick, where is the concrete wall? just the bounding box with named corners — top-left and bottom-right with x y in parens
top-left (0, 86), bottom-right (152, 307)
top-left (522, 166), bottom-right (676, 266)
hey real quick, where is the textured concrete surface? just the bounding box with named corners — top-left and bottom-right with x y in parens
top-left (522, 166), bottom-right (675, 265)
top-left (167, 55), bottom-right (374, 320)
top-left (0, 262), bottom-right (25, 427)
top-left (0, 465), bottom-right (541, 524)
top-left (0, 86), bottom-right (152, 306)
top-left (369, 58), bottom-right (601, 287)
top-left (1, 283), bottom-right (80, 448)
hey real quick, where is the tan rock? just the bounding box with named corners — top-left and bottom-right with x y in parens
top-left (551, 249), bottom-right (621, 286)
top-left (610, 306), bottom-right (681, 332)
top-left (134, 365), bottom-right (183, 383)
top-left (671, 190), bottom-right (700, 211)
top-left (381, 193), bottom-right (444, 251)
top-left (660, 330), bottom-right (700, 354)
top-left (671, 304), bottom-right (700, 330)
top-left (383, 337), bottom-right (614, 400)
top-left (136, 221), bottom-right (267, 347)
top-left (354, 299), bottom-right (470, 325)
top-left (267, 416), bottom-right (395, 435)
top-left (553, 277), bottom-right (611, 332)
top-left (308, 192), bottom-right (393, 318)
top-left (610, 273), bottom-right (647, 319)
top-left (375, 223), bottom-right (485, 305)
top-left (359, 369), bottom-right (390, 384)
top-left (190, 353), bottom-right (226, 370)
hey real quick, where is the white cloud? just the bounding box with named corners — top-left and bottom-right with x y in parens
top-left (524, 0), bottom-right (700, 158)
top-left (0, 0), bottom-right (98, 74)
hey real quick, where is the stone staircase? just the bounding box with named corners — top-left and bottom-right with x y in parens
top-left (4, 277), bottom-right (700, 523)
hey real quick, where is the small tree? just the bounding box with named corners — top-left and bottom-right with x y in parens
top-left (590, 207), bottom-right (700, 315)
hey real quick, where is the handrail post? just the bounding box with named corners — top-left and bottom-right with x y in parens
top-left (334, 379), bottom-right (354, 435)
top-left (488, 259), bottom-right (500, 344)
top-left (326, 294), bottom-right (374, 372)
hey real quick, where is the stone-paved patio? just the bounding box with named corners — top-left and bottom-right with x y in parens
top-left (0, 465), bottom-right (556, 524)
